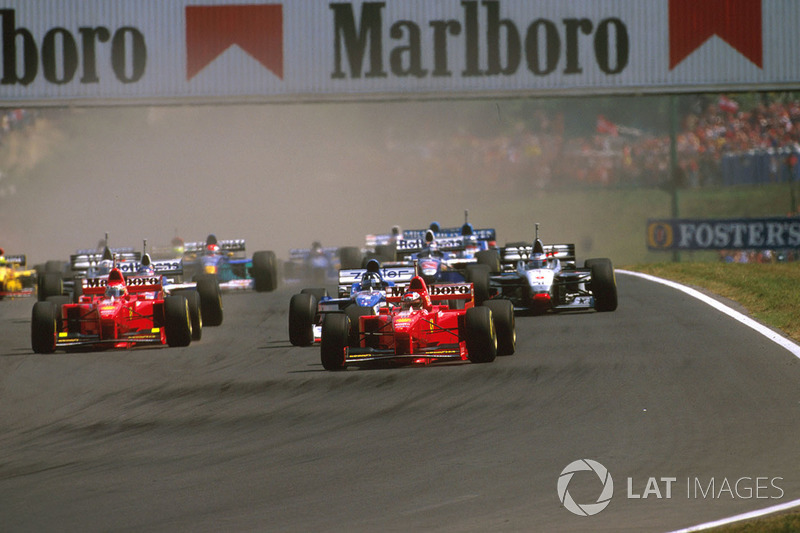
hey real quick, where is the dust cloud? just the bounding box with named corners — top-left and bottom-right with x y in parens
top-left (0, 101), bottom-right (597, 266)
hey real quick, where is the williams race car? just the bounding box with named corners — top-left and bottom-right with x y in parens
top-left (288, 259), bottom-right (415, 346)
top-left (488, 226), bottom-right (618, 314)
top-left (31, 266), bottom-right (195, 353)
top-left (319, 275), bottom-right (516, 370)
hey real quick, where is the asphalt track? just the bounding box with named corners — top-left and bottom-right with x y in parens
top-left (0, 273), bottom-right (798, 532)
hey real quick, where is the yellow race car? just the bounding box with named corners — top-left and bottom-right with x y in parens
top-left (0, 250), bottom-right (36, 299)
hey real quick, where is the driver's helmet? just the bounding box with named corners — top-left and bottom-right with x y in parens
top-left (361, 273), bottom-right (380, 290)
top-left (172, 237), bottom-right (185, 256)
top-left (0, 256), bottom-right (6, 267)
top-left (138, 253), bottom-right (155, 275)
top-left (105, 284), bottom-right (126, 298)
top-left (529, 252), bottom-right (547, 269)
top-left (205, 243), bottom-right (220, 255)
top-left (96, 259), bottom-right (113, 275)
top-left (402, 291), bottom-right (422, 310)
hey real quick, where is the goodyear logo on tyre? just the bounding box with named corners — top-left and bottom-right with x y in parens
top-left (646, 221), bottom-right (674, 250)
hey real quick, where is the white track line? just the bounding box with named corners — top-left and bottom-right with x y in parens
top-left (616, 270), bottom-right (800, 531)
top-left (666, 498), bottom-right (800, 532)
top-left (617, 270), bottom-right (800, 360)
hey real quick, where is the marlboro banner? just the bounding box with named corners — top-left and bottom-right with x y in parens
top-left (0, 0), bottom-right (798, 105)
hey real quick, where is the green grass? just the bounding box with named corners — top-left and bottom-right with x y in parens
top-left (704, 509), bottom-right (800, 532)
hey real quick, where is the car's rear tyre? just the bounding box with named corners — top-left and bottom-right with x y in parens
top-left (465, 264), bottom-right (491, 305)
top-left (289, 293), bottom-right (317, 346)
top-left (196, 274), bottom-right (223, 326)
top-left (464, 306), bottom-right (497, 363)
top-left (38, 272), bottom-right (63, 301)
top-left (174, 290), bottom-right (203, 341)
top-left (586, 258), bottom-right (618, 312)
top-left (374, 244), bottom-right (396, 262)
top-left (252, 250), bottom-right (278, 292)
top-left (338, 246), bottom-right (363, 270)
top-left (482, 299), bottom-right (516, 356)
top-left (475, 249), bottom-right (501, 272)
top-left (321, 313), bottom-right (349, 371)
top-left (165, 295), bottom-right (192, 347)
top-left (32, 301), bottom-right (57, 354)
top-left (300, 287), bottom-right (328, 301)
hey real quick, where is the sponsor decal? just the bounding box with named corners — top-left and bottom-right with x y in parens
top-left (647, 217), bottom-right (800, 251)
top-left (0, 9), bottom-right (146, 86)
top-left (185, 4), bottom-right (283, 80)
top-left (669, 0), bottom-right (762, 69)
top-left (429, 284), bottom-right (471, 296)
top-left (647, 221), bottom-right (675, 249)
top-left (331, 1), bottom-right (629, 80)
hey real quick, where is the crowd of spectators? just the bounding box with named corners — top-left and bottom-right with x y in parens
top-left (383, 94), bottom-right (800, 191)
top-left (0, 109), bottom-right (36, 145)
top-left (0, 108), bottom-right (38, 199)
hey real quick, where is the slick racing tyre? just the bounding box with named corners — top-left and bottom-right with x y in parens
top-left (165, 295), bottom-right (193, 348)
top-left (321, 313), bottom-right (349, 371)
top-left (38, 272), bottom-right (63, 301)
top-left (252, 251), bottom-right (278, 292)
top-left (338, 247), bottom-right (363, 270)
top-left (464, 306), bottom-right (497, 363)
top-left (475, 249), bottom-right (501, 272)
top-left (174, 290), bottom-right (203, 341)
top-left (300, 287), bottom-right (329, 301)
top-left (31, 301), bottom-right (57, 354)
top-left (465, 264), bottom-right (491, 305)
top-left (289, 292), bottom-right (317, 347)
top-left (585, 258), bottom-right (618, 312)
top-left (196, 274), bottom-right (224, 327)
top-left (482, 299), bottom-right (516, 356)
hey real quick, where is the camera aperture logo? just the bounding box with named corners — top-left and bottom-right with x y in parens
top-left (558, 459), bottom-right (614, 516)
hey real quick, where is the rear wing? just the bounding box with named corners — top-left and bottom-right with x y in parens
top-left (386, 282), bottom-right (474, 303)
top-left (501, 243), bottom-right (576, 265)
top-left (80, 275), bottom-right (163, 295)
top-left (338, 265), bottom-right (416, 293)
top-left (395, 236), bottom-right (469, 257)
top-left (403, 228), bottom-right (496, 241)
top-left (288, 246), bottom-right (339, 262)
top-left (5, 254), bottom-right (26, 267)
top-left (185, 239), bottom-right (246, 255)
top-left (70, 251), bottom-right (141, 273)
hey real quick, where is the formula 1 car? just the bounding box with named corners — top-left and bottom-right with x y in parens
top-left (319, 275), bottom-right (516, 370)
top-left (283, 242), bottom-right (363, 284)
top-left (183, 234), bottom-right (277, 292)
top-left (288, 259), bottom-right (415, 346)
top-left (389, 229), bottom-right (498, 304)
top-left (31, 266), bottom-right (195, 353)
top-left (488, 226), bottom-right (618, 314)
top-left (39, 243), bottom-right (224, 328)
top-left (0, 250), bottom-right (36, 299)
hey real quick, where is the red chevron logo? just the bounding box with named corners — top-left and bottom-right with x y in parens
top-left (186, 4), bottom-right (283, 80)
top-left (669, 0), bottom-right (762, 70)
